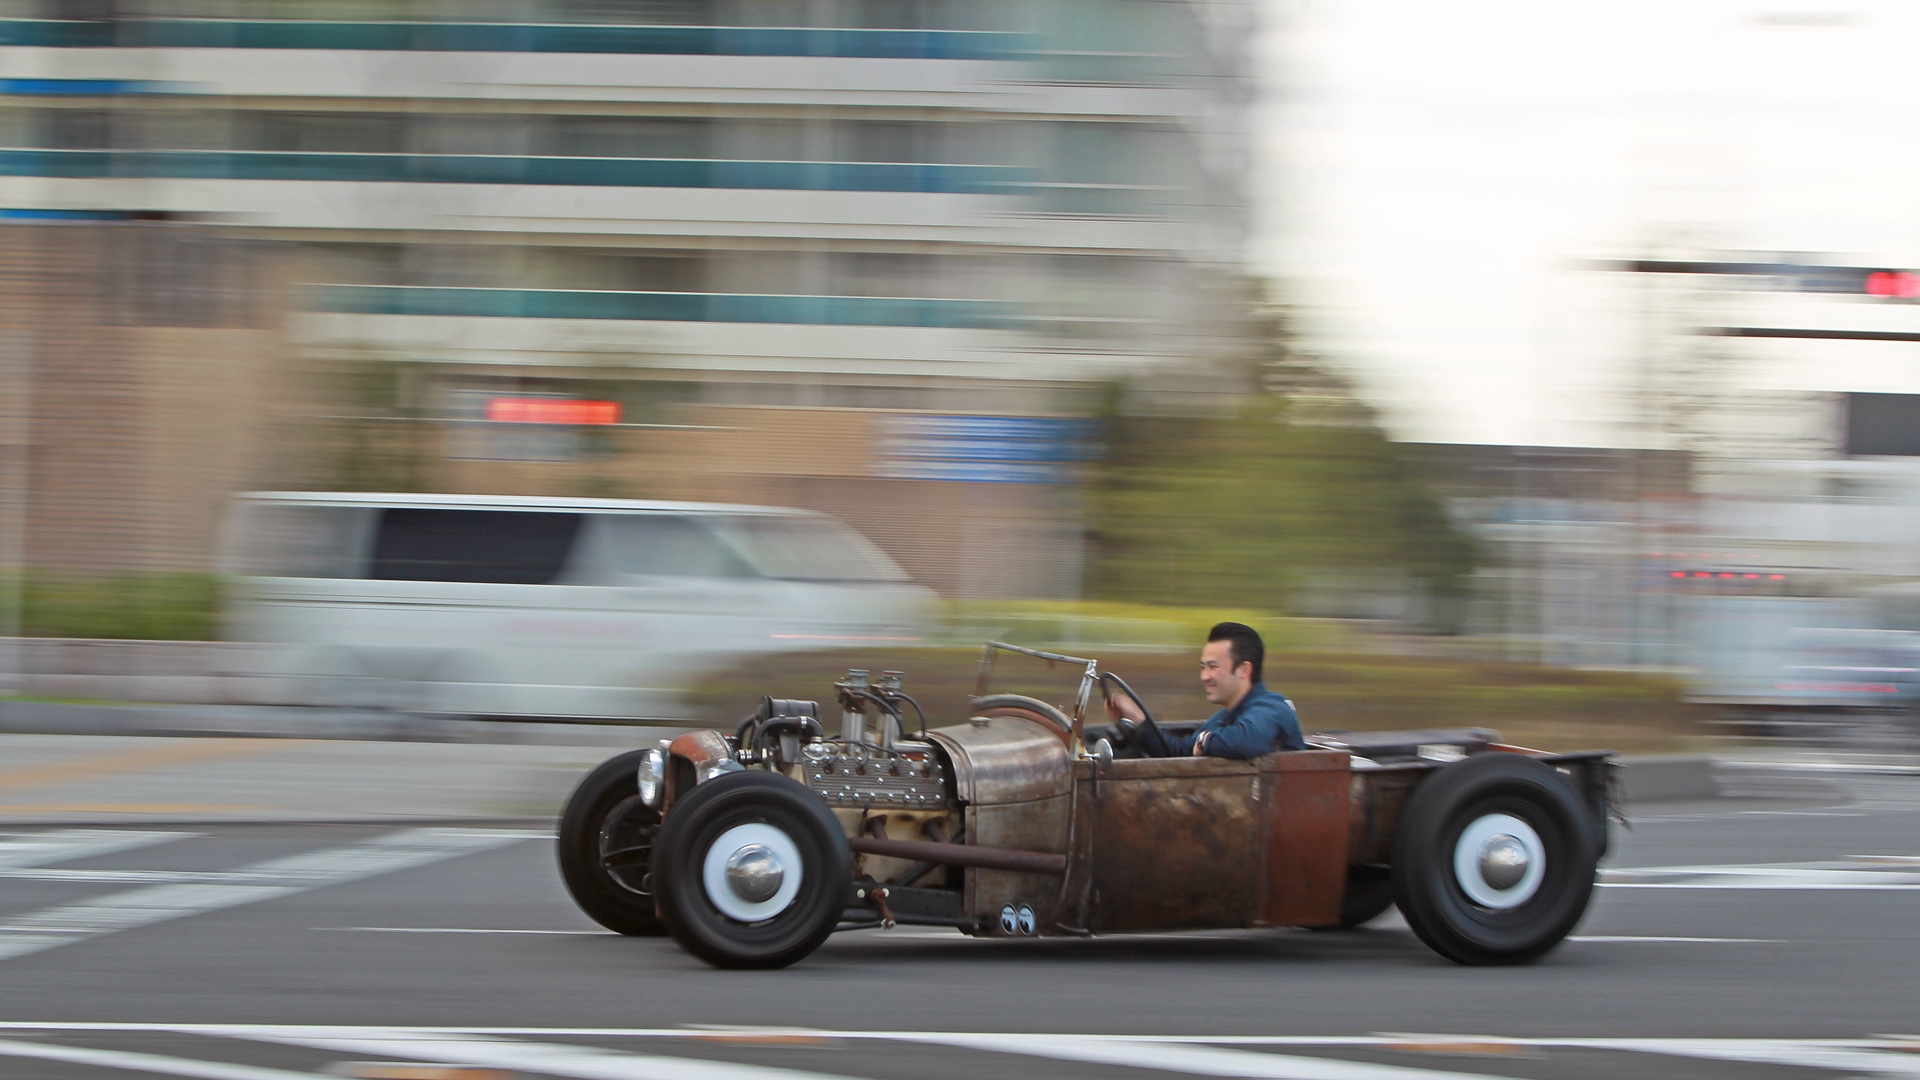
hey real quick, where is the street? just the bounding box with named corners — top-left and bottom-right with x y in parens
top-left (0, 750), bottom-right (1916, 1080)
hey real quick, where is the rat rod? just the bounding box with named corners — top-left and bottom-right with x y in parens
top-left (559, 641), bottom-right (1621, 969)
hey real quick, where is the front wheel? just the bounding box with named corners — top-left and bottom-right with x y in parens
top-left (1392, 753), bottom-right (1598, 965)
top-left (653, 770), bottom-right (851, 969)
top-left (558, 750), bottom-right (665, 936)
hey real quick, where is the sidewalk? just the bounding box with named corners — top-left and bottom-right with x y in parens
top-left (0, 734), bottom-right (657, 825)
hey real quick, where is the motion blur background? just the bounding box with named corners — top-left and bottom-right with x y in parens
top-left (4, 0), bottom-right (1920, 755)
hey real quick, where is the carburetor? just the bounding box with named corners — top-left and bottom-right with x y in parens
top-left (801, 669), bottom-right (950, 810)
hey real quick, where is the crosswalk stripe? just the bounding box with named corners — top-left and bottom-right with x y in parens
top-left (0, 828), bottom-right (193, 868)
top-left (5, 1025), bottom-right (1920, 1080)
top-left (1560, 1038), bottom-right (1920, 1077)
top-left (214, 1029), bottom-right (871, 1080)
top-left (0, 1036), bottom-right (328, 1080)
top-left (0, 828), bottom-right (536, 963)
top-left (896, 1033), bottom-right (1505, 1080)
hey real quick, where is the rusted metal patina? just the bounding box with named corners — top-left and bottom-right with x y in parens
top-left (582, 643), bottom-right (1618, 970)
top-left (1089, 756), bottom-right (1262, 931)
top-left (1255, 750), bottom-right (1351, 927)
top-left (664, 729), bottom-right (736, 807)
top-left (926, 715), bottom-right (1072, 806)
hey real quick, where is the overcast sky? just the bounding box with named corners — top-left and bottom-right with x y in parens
top-left (1251, 0), bottom-right (1920, 446)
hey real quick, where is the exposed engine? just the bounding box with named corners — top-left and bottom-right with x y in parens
top-left (733, 669), bottom-right (952, 811)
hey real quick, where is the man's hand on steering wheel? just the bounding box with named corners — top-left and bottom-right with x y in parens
top-left (1098, 672), bottom-right (1153, 747)
top-left (1104, 689), bottom-right (1146, 725)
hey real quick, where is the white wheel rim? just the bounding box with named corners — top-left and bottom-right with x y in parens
top-left (1453, 812), bottom-right (1545, 909)
top-left (701, 823), bottom-right (804, 923)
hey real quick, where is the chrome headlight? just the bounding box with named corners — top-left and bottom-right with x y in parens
top-left (636, 748), bottom-right (666, 808)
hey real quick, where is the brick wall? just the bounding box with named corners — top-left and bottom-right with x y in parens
top-left (0, 224), bottom-right (299, 575)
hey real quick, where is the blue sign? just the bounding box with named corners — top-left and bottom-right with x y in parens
top-left (876, 415), bottom-right (1095, 484)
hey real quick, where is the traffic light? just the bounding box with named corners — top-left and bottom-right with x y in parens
top-left (1864, 270), bottom-right (1920, 299)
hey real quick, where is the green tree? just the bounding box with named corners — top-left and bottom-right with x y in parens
top-left (1086, 300), bottom-right (1477, 623)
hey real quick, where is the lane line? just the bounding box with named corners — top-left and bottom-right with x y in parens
top-left (898, 1033), bottom-right (1507, 1080)
top-left (214, 1030), bottom-right (872, 1080)
top-left (0, 828), bottom-right (538, 962)
top-left (1600, 861), bottom-right (1920, 890)
top-left (1566, 936), bottom-right (1778, 943)
top-left (314, 927), bottom-right (611, 936)
top-left (1601, 882), bottom-right (1920, 890)
top-left (0, 1036), bottom-right (329, 1080)
top-left (0, 828), bottom-right (193, 868)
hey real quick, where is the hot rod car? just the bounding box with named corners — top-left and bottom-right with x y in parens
top-left (558, 642), bottom-right (1621, 969)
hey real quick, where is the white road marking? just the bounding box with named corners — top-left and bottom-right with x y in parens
top-left (0, 828), bottom-right (537, 962)
top-left (1566, 936), bottom-right (1778, 943)
top-left (214, 1029), bottom-right (870, 1080)
top-left (0, 868), bottom-right (293, 884)
top-left (1563, 1038), bottom-right (1920, 1077)
top-left (1601, 860), bottom-right (1920, 890)
top-left (900, 1033), bottom-right (1506, 1080)
top-left (315, 926), bottom-right (610, 935)
top-left (9, 1026), bottom-right (1920, 1080)
top-left (0, 1036), bottom-right (327, 1080)
top-left (0, 829), bottom-right (192, 868)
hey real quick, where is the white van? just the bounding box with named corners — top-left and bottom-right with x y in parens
top-left (220, 492), bottom-right (936, 720)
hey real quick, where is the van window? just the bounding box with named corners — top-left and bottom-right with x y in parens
top-left (712, 515), bottom-right (909, 582)
top-left (226, 503), bottom-right (375, 578)
top-left (602, 515), bottom-right (752, 578)
top-left (369, 508), bottom-right (583, 584)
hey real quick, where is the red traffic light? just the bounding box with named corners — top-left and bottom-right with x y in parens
top-left (1864, 271), bottom-right (1919, 298)
top-left (486, 398), bottom-right (621, 425)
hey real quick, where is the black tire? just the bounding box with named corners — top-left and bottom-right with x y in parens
top-left (1334, 866), bottom-right (1397, 928)
top-left (1392, 753), bottom-right (1598, 965)
top-left (654, 770), bottom-right (851, 970)
top-left (558, 750), bottom-right (665, 937)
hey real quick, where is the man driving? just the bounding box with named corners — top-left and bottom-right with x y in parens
top-left (1106, 622), bottom-right (1304, 759)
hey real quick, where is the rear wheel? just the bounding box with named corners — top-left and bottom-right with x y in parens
top-left (1334, 866), bottom-right (1397, 928)
top-left (654, 770), bottom-right (850, 969)
top-left (558, 750), bottom-right (664, 936)
top-left (1392, 753), bottom-right (1598, 965)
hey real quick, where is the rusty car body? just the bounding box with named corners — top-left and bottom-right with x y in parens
top-left (559, 642), bottom-right (1620, 968)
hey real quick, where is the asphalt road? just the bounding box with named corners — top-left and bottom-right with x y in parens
top-left (0, 765), bottom-right (1917, 1080)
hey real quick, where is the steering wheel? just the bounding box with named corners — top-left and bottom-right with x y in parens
top-left (1097, 672), bottom-right (1156, 746)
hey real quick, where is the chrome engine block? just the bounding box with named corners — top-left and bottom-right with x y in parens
top-left (800, 739), bottom-right (950, 809)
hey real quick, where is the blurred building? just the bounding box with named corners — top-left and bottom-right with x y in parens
top-left (1, 0), bottom-right (1253, 596)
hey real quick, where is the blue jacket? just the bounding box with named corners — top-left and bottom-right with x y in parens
top-left (1155, 683), bottom-right (1304, 759)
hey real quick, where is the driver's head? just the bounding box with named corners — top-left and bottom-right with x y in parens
top-left (1200, 622), bottom-right (1263, 708)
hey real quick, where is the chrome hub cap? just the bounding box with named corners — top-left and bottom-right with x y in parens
top-left (1478, 834), bottom-right (1529, 891)
top-left (1453, 813), bottom-right (1545, 909)
top-left (702, 823), bottom-right (803, 922)
top-left (725, 844), bottom-right (784, 904)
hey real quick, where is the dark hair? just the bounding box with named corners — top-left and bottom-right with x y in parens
top-left (1207, 622), bottom-right (1264, 684)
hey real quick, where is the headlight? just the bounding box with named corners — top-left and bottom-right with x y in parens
top-left (636, 748), bottom-right (665, 808)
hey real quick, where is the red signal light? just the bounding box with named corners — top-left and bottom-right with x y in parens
top-left (486, 398), bottom-right (621, 425)
top-left (1865, 271), bottom-right (1920, 298)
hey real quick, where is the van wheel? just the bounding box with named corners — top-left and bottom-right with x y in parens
top-left (1392, 753), bottom-right (1597, 965)
top-left (558, 750), bottom-right (664, 936)
top-left (653, 771), bottom-right (850, 970)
